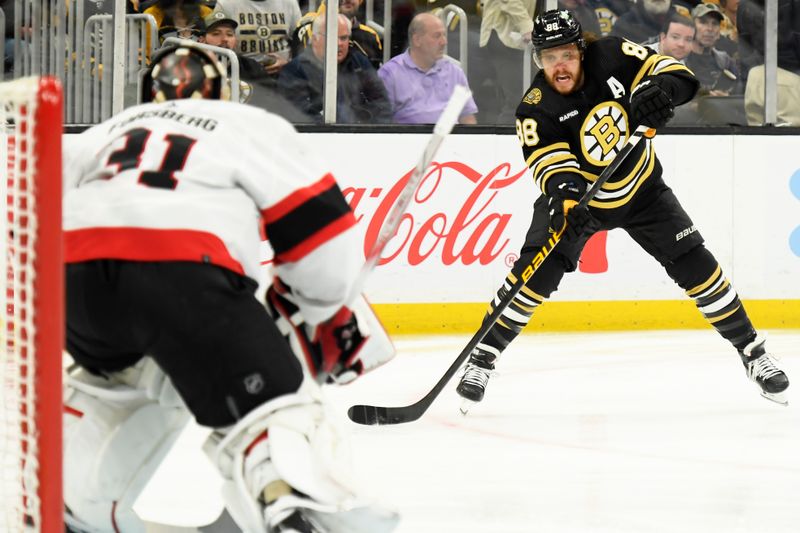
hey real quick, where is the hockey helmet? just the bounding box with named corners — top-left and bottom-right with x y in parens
top-left (141, 42), bottom-right (227, 103)
top-left (531, 9), bottom-right (585, 68)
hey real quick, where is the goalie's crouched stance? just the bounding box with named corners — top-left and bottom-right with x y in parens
top-left (62, 42), bottom-right (398, 533)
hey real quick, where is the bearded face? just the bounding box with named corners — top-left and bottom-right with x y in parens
top-left (540, 43), bottom-right (584, 95)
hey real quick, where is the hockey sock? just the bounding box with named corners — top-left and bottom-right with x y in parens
top-left (479, 272), bottom-right (548, 353)
top-left (685, 265), bottom-right (756, 350)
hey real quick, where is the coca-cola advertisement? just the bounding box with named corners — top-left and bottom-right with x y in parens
top-left (253, 133), bottom-right (797, 303)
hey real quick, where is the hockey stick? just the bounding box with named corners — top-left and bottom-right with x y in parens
top-left (345, 85), bottom-right (473, 306)
top-left (278, 87), bottom-right (470, 383)
top-left (348, 124), bottom-right (655, 425)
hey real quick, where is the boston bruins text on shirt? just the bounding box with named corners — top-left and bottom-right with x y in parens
top-left (216, 0), bottom-right (302, 62)
top-left (516, 37), bottom-right (695, 210)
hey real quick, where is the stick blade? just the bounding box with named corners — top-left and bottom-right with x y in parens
top-left (347, 403), bottom-right (423, 426)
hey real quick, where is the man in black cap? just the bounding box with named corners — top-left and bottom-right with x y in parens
top-left (200, 10), bottom-right (269, 83)
top-left (686, 2), bottom-right (739, 94)
top-left (200, 10), bottom-right (305, 119)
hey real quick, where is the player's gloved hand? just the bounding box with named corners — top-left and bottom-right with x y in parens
top-left (630, 76), bottom-right (675, 129)
top-left (315, 306), bottom-right (368, 376)
top-left (548, 180), bottom-right (598, 241)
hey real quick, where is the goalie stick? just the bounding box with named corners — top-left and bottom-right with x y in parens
top-left (345, 84), bottom-right (473, 306)
top-left (347, 124), bottom-right (656, 426)
top-left (270, 86), bottom-right (470, 384)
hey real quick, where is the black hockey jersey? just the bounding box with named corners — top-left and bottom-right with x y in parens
top-left (516, 37), bottom-right (698, 211)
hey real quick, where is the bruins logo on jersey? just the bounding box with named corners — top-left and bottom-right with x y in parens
top-left (523, 88), bottom-right (542, 105)
top-left (580, 102), bottom-right (629, 166)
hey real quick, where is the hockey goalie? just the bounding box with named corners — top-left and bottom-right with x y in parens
top-left (62, 42), bottom-right (396, 533)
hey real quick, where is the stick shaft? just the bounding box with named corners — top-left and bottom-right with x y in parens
top-left (345, 86), bottom-right (472, 306)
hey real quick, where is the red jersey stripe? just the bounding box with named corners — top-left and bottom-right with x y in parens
top-left (261, 173), bottom-right (338, 224)
top-left (64, 227), bottom-right (246, 276)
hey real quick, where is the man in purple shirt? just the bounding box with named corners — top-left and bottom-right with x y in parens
top-left (378, 13), bottom-right (478, 124)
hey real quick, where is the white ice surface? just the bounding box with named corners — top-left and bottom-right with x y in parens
top-left (134, 330), bottom-right (800, 533)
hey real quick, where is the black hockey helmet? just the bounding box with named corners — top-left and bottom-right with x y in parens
top-left (531, 9), bottom-right (585, 68)
top-left (141, 41), bottom-right (227, 103)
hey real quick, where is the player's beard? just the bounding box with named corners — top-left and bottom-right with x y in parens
top-left (545, 66), bottom-right (584, 95)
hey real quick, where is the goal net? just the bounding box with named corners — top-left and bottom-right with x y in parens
top-left (0, 77), bottom-right (63, 533)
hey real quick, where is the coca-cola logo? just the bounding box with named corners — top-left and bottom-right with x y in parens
top-left (343, 161), bottom-right (527, 266)
top-left (260, 159), bottom-right (611, 274)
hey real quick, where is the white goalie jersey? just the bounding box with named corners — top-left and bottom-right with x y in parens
top-left (63, 98), bottom-right (360, 325)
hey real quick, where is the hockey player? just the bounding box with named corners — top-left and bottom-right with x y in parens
top-left (456, 9), bottom-right (790, 409)
top-left (63, 42), bottom-right (396, 533)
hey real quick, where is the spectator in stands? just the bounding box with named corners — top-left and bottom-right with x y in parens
top-left (198, 11), bottom-right (307, 119)
top-left (378, 13), bottom-right (477, 124)
top-left (278, 14), bottom-right (391, 123)
top-left (340, 0), bottom-right (383, 68)
top-left (291, 0), bottom-right (384, 70)
top-left (611, 0), bottom-right (691, 44)
top-left (2, 0), bottom-right (14, 74)
top-left (476, 0), bottom-right (536, 124)
top-left (199, 10), bottom-right (260, 76)
top-left (738, 0), bottom-right (800, 125)
top-left (214, 0), bottom-right (302, 75)
top-left (686, 2), bottom-right (739, 94)
top-left (644, 12), bottom-right (695, 63)
top-left (592, 0), bottom-right (634, 36)
top-left (716, 0), bottom-right (739, 54)
top-left (144, 0), bottom-right (211, 43)
top-left (200, 10), bottom-right (241, 51)
top-left (558, 0), bottom-right (602, 37)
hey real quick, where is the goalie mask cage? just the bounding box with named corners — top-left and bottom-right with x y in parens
top-left (0, 77), bottom-right (64, 533)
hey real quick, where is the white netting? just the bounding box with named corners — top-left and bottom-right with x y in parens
top-left (1, 76), bottom-right (42, 532)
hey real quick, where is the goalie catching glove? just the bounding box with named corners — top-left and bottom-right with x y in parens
top-left (266, 278), bottom-right (395, 384)
top-left (630, 76), bottom-right (675, 129)
top-left (548, 179), bottom-right (599, 242)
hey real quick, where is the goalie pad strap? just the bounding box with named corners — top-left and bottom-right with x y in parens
top-left (204, 381), bottom-right (363, 532)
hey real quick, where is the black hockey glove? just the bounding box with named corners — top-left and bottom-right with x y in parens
top-left (548, 180), bottom-right (599, 242)
top-left (630, 77), bottom-right (675, 129)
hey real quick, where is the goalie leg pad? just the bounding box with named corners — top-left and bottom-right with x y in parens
top-left (204, 379), bottom-right (385, 532)
top-left (63, 359), bottom-right (190, 532)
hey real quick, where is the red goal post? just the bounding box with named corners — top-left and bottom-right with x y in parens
top-left (1, 77), bottom-right (64, 532)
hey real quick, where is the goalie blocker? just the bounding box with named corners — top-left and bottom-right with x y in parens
top-left (266, 277), bottom-right (395, 384)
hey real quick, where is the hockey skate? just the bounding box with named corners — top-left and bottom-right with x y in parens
top-left (264, 488), bottom-right (326, 533)
top-left (740, 336), bottom-right (790, 406)
top-left (456, 347), bottom-right (497, 414)
top-left (264, 485), bottom-right (399, 533)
